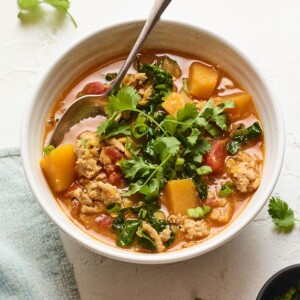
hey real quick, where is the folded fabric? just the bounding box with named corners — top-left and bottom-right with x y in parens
top-left (0, 148), bottom-right (79, 300)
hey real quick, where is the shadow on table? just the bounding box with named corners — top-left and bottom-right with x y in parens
top-left (61, 224), bottom-right (269, 300)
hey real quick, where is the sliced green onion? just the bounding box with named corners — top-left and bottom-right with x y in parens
top-left (132, 123), bottom-right (149, 139)
top-left (196, 165), bottom-right (212, 176)
top-left (175, 158), bottom-right (185, 171)
top-left (219, 181), bottom-right (234, 197)
top-left (187, 206), bottom-right (211, 219)
top-left (43, 145), bottom-right (55, 155)
top-left (138, 208), bottom-right (147, 219)
top-left (206, 124), bottom-right (221, 137)
top-left (193, 154), bottom-right (203, 164)
top-left (182, 78), bottom-right (189, 94)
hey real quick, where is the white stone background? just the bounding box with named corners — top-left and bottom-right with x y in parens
top-left (1, 0), bottom-right (300, 299)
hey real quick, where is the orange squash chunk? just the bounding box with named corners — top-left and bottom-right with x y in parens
top-left (162, 92), bottom-right (192, 117)
top-left (40, 144), bottom-right (76, 193)
top-left (188, 62), bottom-right (218, 99)
top-left (163, 179), bottom-right (200, 215)
top-left (215, 92), bottom-right (253, 120)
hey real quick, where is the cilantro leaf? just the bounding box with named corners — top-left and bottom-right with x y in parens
top-left (268, 197), bottom-right (295, 229)
top-left (17, 0), bottom-right (77, 27)
top-left (177, 103), bottom-right (198, 122)
top-left (97, 118), bottom-right (130, 139)
top-left (105, 86), bottom-right (140, 117)
top-left (161, 115), bottom-right (178, 135)
top-left (119, 157), bottom-right (157, 181)
top-left (199, 99), bottom-right (235, 131)
top-left (199, 100), bottom-right (214, 119)
top-left (187, 139), bottom-right (211, 156)
top-left (211, 113), bottom-right (227, 131)
top-left (153, 137), bottom-right (180, 161)
top-left (187, 128), bottom-right (201, 146)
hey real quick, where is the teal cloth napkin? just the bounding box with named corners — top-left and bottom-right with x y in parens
top-left (0, 148), bottom-right (79, 300)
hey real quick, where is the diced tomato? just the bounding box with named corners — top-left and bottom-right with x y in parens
top-left (103, 163), bottom-right (124, 187)
top-left (95, 214), bottom-right (113, 229)
top-left (81, 82), bottom-right (108, 95)
top-left (104, 146), bottom-right (124, 163)
top-left (108, 172), bottom-right (123, 187)
top-left (204, 140), bottom-right (226, 172)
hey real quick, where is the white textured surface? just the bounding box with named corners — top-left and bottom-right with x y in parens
top-left (1, 0), bottom-right (300, 299)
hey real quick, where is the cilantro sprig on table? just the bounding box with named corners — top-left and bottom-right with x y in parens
top-left (17, 0), bottom-right (77, 28)
top-left (268, 197), bottom-right (300, 229)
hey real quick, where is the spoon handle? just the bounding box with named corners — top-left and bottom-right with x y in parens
top-left (109, 0), bottom-right (172, 94)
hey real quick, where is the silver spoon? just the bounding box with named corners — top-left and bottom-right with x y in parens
top-left (49, 0), bottom-right (172, 147)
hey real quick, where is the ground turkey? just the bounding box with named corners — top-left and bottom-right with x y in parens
top-left (142, 223), bottom-right (165, 253)
top-left (75, 132), bottom-right (102, 179)
top-left (168, 214), bottom-right (210, 240)
top-left (74, 181), bottom-right (122, 207)
top-left (226, 151), bottom-right (260, 193)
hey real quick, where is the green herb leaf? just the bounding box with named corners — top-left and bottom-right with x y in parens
top-left (107, 203), bottom-right (120, 214)
top-left (227, 122), bottom-right (262, 154)
top-left (153, 137), bottom-right (180, 161)
top-left (116, 220), bottom-right (141, 247)
top-left (139, 63), bottom-right (173, 105)
top-left (227, 140), bottom-right (241, 155)
top-left (136, 226), bottom-right (156, 250)
top-left (105, 86), bottom-right (140, 117)
top-left (18, 0), bottom-right (77, 28)
top-left (161, 115), bottom-right (178, 135)
top-left (247, 122), bottom-right (263, 140)
top-left (268, 197), bottom-right (295, 229)
top-left (177, 103), bottom-right (198, 122)
top-left (97, 117), bottom-right (131, 139)
top-left (187, 128), bottom-right (201, 146)
top-left (119, 157), bottom-right (157, 181)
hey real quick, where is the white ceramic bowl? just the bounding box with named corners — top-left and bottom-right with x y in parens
top-left (21, 20), bottom-right (285, 264)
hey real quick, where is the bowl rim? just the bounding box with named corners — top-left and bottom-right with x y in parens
top-left (257, 264), bottom-right (300, 299)
top-left (21, 19), bottom-right (285, 264)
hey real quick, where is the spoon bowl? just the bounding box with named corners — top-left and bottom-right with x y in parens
top-left (49, 0), bottom-right (172, 147)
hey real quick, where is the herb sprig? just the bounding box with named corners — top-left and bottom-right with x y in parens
top-left (268, 197), bottom-right (300, 230)
top-left (17, 0), bottom-right (77, 28)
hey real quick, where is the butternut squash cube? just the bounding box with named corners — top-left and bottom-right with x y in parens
top-left (162, 92), bottom-right (192, 117)
top-left (163, 179), bottom-right (200, 215)
top-left (188, 62), bottom-right (218, 99)
top-left (215, 92), bottom-right (253, 120)
top-left (40, 144), bottom-right (76, 193)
